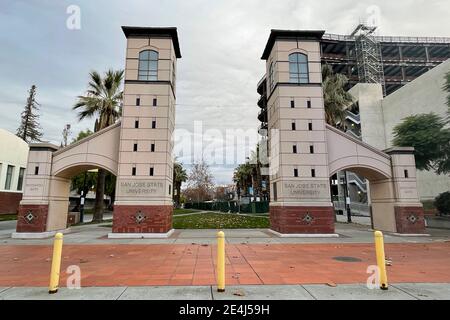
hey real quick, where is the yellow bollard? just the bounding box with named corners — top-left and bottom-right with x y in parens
top-left (49, 232), bottom-right (64, 294)
top-left (374, 231), bottom-right (388, 290)
top-left (217, 231), bottom-right (225, 292)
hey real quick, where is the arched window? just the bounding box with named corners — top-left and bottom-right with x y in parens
top-left (138, 50), bottom-right (158, 81)
top-left (289, 53), bottom-right (309, 84)
top-left (269, 62), bottom-right (274, 90)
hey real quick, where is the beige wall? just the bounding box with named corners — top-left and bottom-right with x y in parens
top-left (266, 38), bottom-right (332, 207)
top-left (116, 35), bottom-right (178, 206)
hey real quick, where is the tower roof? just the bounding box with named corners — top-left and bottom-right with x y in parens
top-left (261, 29), bottom-right (325, 60)
top-left (121, 26), bottom-right (182, 58)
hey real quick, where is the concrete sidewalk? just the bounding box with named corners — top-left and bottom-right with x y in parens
top-left (2, 222), bottom-right (450, 245)
top-left (0, 283), bottom-right (449, 300)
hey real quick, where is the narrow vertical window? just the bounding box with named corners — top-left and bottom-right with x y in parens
top-left (151, 143), bottom-right (155, 152)
top-left (308, 122), bottom-right (313, 131)
top-left (290, 99), bottom-right (295, 108)
top-left (404, 170), bottom-right (409, 178)
top-left (292, 121), bottom-right (296, 131)
top-left (293, 145), bottom-right (297, 154)
top-left (135, 120), bottom-right (139, 128)
top-left (133, 143), bottom-right (138, 152)
top-left (136, 97), bottom-right (141, 106)
top-left (153, 98), bottom-right (157, 107)
top-left (150, 167), bottom-right (154, 176)
top-left (311, 169), bottom-right (316, 178)
top-left (169, 184), bottom-right (172, 195)
top-left (34, 166), bottom-right (39, 175)
top-left (132, 166), bottom-right (137, 176)
top-left (310, 145), bottom-right (314, 154)
top-left (307, 99), bottom-right (312, 109)
top-left (294, 168), bottom-right (299, 177)
top-left (152, 118), bottom-right (156, 129)
top-left (5, 165), bottom-right (14, 190)
top-left (17, 167), bottom-right (25, 191)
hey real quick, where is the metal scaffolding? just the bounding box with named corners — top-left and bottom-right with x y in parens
top-left (351, 24), bottom-right (386, 95)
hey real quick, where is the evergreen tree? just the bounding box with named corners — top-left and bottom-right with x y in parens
top-left (16, 85), bottom-right (43, 142)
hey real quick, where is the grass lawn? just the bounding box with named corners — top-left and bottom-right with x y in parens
top-left (0, 214), bottom-right (17, 221)
top-left (173, 208), bottom-right (200, 215)
top-left (173, 212), bottom-right (269, 229)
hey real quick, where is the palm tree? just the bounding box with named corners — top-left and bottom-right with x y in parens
top-left (322, 64), bottom-right (354, 129)
top-left (73, 69), bottom-right (124, 222)
top-left (233, 163), bottom-right (253, 198)
top-left (173, 161), bottom-right (188, 208)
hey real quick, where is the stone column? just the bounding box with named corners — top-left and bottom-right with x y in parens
top-left (15, 144), bottom-right (59, 235)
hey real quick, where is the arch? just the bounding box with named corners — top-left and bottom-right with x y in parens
top-left (289, 52), bottom-right (309, 84)
top-left (138, 49), bottom-right (159, 81)
top-left (52, 123), bottom-right (120, 178)
top-left (326, 125), bottom-right (392, 180)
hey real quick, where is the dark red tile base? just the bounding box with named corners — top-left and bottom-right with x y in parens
top-left (112, 205), bottom-right (173, 233)
top-left (270, 205), bottom-right (335, 234)
top-left (395, 206), bottom-right (426, 234)
top-left (16, 204), bottom-right (48, 233)
top-left (0, 191), bottom-right (22, 215)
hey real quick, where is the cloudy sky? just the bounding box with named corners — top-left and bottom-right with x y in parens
top-left (0, 0), bottom-right (449, 184)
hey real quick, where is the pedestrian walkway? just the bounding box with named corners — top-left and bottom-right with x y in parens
top-left (1, 242), bottom-right (450, 287)
top-left (1, 283), bottom-right (449, 300)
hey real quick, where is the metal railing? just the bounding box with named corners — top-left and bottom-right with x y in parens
top-left (333, 201), bottom-right (371, 216)
top-left (323, 33), bottom-right (450, 44)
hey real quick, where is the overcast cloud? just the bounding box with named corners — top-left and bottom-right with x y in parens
top-left (0, 0), bottom-right (449, 184)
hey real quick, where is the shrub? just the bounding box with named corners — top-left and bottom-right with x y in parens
top-left (434, 192), bottom-right (450, 215)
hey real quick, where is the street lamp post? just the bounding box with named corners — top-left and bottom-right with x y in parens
top-left (342, 171), bottom-right (352, 223)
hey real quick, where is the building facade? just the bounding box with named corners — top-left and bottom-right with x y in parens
top-left (350, 59), bottom-right (450, 201)
top-left (0, 129), bottom-right (28, 214)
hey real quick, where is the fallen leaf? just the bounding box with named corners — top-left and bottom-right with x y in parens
top-left (233, 290), bottom-right (246, 297)
top-left (326, 282), bottom-right (337, 287)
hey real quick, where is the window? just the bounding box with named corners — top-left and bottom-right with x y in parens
top-left (269, 62), bottom-right (275, 90)
top-left (404, 170), bottom-right (409, 178)
top-left (289, 53), bottom-right (309, 84)
top-left (17, 168), bottom-right (25, 191)
top-left (34, 166), bottom-right (39, 175)
top-left (310, 145), bottom-right (314, 154)
top-left (153, 98), bottom-right (157, 107)
top-left (169, 184), bottom-right (172, 195)
top-left (150, 167), bottom-right (154, 176)
top-left (151, 143), bottom-right (155, 152)
top-left (132, 167), bottom-right (136, 176)
top-left (294, 168), bottom-right (299, 177)
top-left (311, 169), bottom-right (316, 178)
top-left (273, 182), bottom-right (277, 202)
top-left (307, 99), bottom-right (312, 109)
top-left (138, 50), bottom-right (158, 81)
top-left (135, 120), bottom-right (139, 129)
top-left (136, 97), bottom-right (141, 106)
top-left (5, 165), bottom-right (14, 190)
top-left (290, 99), bottom-right (295, 108)
top-left (293, 145), bottom-right (297, 154)
top-left (292, 121), bottom-right (296, 131)
top-left (133, 143), bottom-right (138, 152)
top-left (152, 118), bottom-right (156, 129)
top-left (308, 122), bottom-right (313, 131)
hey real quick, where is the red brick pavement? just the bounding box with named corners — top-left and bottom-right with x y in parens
top-left (0, 242), bottom-right (449, 287)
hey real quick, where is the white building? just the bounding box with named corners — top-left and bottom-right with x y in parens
top-left (0, 129), bottom-right (29, 213)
